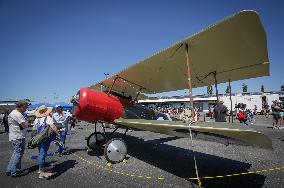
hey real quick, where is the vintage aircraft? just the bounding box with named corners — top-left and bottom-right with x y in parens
top-left (71, 10), bottom-right (272, 164)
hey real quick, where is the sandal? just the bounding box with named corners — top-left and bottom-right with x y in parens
top-left (38, 168), bottom-right (53, 174)
top-left (38, 172), bottom-right (54, 179)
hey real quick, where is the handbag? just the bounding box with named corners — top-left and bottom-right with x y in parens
top-left (28, 126), bottom-right (55, 149)
top-left (27, 118), bottom-right (55, 149)
top-left (54, 122), bottom-right (65, 129)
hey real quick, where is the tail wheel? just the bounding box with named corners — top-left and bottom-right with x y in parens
top-left (87, 132), bottom-right (106, 150)
top-left (104, 138), bottom-right (127, 163)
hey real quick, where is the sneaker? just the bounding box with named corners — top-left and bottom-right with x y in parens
top-left (38, 172), bottom-right (54, 179)
top-left (11, 170), bottom-right (29, 177)
top-left (6, 169), bottom-right (22, 176)
top-left (54, 141), bottom-right (64, 148)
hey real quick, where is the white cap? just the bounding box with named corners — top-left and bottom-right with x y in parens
top-left (273, 99), bottom-right (278, 103)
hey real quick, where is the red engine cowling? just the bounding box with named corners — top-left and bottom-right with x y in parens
top-left (73, 88), bottom-right (124, 123)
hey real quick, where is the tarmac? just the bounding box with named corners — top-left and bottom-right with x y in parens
top-left (0, 116), bottom-right (284, 188)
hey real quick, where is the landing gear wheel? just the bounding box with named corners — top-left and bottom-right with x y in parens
top-left (104, 138), bottom-right (127, 164)
top-left (87, 132), bottom-right (106, 150)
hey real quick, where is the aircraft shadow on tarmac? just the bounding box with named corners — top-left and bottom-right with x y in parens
top-left (94, 132), bottom-right (266, 188)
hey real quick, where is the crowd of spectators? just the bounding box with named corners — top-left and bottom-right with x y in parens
top-left (145, 100), bottom-right (284, 128)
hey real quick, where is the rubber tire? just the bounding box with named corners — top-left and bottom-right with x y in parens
top-left (87, 132), bottom-right (106, 150)
top-left (104, 138), bottom-right (127, 164)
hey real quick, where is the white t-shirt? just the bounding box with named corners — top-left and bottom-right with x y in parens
top-left (32, 116), bottom-right (54, 132)
top-left (8, 109), bottom-right (26, 141)
top-left (52, 112), bottom-right (70, 132)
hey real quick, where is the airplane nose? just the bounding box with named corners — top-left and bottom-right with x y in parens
top-left (71, 91), bottom-right (80, 104)
top-left (71, 91), bottom-right (81, 117)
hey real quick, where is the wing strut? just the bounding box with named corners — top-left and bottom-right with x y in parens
top-left (185, 44), bottom-right (195, 118)
top-left (184, 44), bottom-right (202, 187)
top-left (213, 71), bottom-right (220, 102)
top-left (229, 79), bottom-right (233, 123)
top-left (108, 76), bottom-right (119, 95)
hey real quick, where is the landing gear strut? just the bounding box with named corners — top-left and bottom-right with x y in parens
top-left (86, 122), bottom-right (129, 163)
top-left (87, 132), bottom-right (106, 150)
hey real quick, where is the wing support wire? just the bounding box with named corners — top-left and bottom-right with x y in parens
top-left (108, 76), bottom-right (119, 95)
top-left (107, 75), bottom-right (146, 99)
top-left (196, 70), bottom-right (220, 102)
top-left (185, 43), bottom-right (202, 187)
top-left (115, 75), bottom-right (146, 90)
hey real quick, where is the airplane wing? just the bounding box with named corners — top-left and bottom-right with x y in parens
top-left (90, 10), bottom-right (269, 97)
top-left (87, 10), bottom-right (271, 150)
top-left (114, 118), bottom-right (272, 150)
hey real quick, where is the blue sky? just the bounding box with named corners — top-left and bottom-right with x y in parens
top-left (0, 0), bottom-right (283, 103)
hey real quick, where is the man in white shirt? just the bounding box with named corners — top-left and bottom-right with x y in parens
top-left (52, 105), bottom-right (70, 156)
top-left (6, 100), bottom-right (29, 177)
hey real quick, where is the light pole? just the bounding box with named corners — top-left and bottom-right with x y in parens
top-left (101, 73), bottom-right (110, 91)
top-left (104, 72), bottom-right (109, 79)
top-left (53, 92), bottom-right (59, 103)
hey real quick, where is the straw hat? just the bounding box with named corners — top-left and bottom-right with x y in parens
top-left (34, 105), bottom-right (52, 118)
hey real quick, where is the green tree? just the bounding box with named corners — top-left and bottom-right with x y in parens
top-left (242, 83), bottom-right (248, 93)
top-left (24, 99), bottom-right (31, 105)
top-left (261, 85), bottom-right (265, 92)
top-left (225, 86), bottom-right (230, 94)
top-left (207, 85), bottom-right (213, 95)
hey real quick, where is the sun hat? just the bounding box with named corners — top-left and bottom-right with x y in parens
top-left (34, 105), bottom-right (52, 118)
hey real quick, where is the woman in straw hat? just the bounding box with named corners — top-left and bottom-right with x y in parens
top-left (33, 105), bottom-right (60, 179)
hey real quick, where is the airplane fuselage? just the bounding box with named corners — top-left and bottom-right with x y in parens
top-left (72, 88), bottom-right (169, 123)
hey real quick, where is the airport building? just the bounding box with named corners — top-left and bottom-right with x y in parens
top-left (0, 100), bottom-right (17, 113)
top-left (138, 91), bottom-right (284, 113)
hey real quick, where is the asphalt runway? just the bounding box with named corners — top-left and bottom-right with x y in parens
top-left (0, 116), bottom-right (284, 188)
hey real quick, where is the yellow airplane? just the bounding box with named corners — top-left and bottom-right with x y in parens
top-left (71, 10), bottom-right (271, 163)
